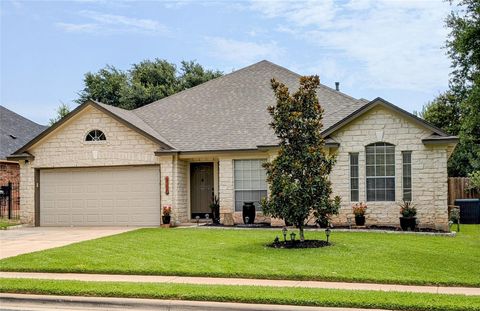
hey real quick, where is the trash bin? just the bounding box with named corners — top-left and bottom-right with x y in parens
top-left (455, 199), bottom-right (480, 224)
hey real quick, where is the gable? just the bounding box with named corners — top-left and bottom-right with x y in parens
top-left (323, 98), bottom-right (449, 138)
top-left (26, 105), bottom-right (161, 167)
top-left (331, 105), bottom-right (434, 148)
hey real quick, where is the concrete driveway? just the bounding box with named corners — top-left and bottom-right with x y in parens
top-left (0, 227), bottom-right (138, 259)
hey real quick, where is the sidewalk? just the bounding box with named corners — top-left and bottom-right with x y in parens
top-left (1, 272), bottom-right (479, 296)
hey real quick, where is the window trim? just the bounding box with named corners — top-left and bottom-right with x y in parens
top-left (402, 151), bottom-right (412, 201)
top-left (85, 129), bottom-right (106, 142)
top-left (365, 142), bottom-right (395, 202)
top-left (349, 153), bottom-right (359, 202)
top-left (233, 159), bottom-right (268, 212)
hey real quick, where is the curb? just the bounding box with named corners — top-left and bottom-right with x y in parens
top-left (0, 293), bottom-right (389, 311)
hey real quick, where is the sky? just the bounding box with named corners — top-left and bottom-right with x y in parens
top-left (1, 0), bottom-right (453, 125)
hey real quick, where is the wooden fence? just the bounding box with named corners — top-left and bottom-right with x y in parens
top-left (448, 177), bottom-right (480, 205)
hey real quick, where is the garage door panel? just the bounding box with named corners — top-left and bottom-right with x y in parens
top-left (40, 166), bottom-right (160, 226)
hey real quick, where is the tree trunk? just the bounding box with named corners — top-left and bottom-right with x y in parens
top-left (299, 225), bottom-right (305, 242)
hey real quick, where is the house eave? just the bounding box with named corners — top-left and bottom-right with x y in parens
top-left (422, 136), bottom-right (459, 145)
top-left (6, 153), bottom-right (35, 161)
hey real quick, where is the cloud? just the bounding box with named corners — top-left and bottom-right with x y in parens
top-left (205, 37), bottom-right (284, 65)
top-left (249, 0), bottom-right (451, 92)
top-left (55, 22), bottom-right (98, 33)
top-left (56, 10), bottom-right (168, 35)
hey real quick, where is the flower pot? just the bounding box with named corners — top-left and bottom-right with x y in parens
top-left (400, 217), bottom-right (416, 231)
top-left (162, 215), bottom-right (171, 225)
top-left (242, 202), bottom-right (256, 224)
top-left (354, 215), bottom-right (365, 226)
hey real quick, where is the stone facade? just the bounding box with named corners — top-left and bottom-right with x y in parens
top-left (329, 106), bottom-right (449, 230)
top-left (19, 105), bottom-right (161, 225)
top-left (16, 104), bottom-right (452, 230)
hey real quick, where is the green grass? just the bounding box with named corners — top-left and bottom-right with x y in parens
top-left (0, 218), bottom-right (19, 230)
top-left (1, 278), bottom-right (479, 311)
top-left (1, 225), bottom-right (479, 287)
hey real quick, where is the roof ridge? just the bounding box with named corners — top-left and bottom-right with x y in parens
top-left (134, 60), bottom-right (301, 112)
top-left (92, 101), bottom-right (177, 149)
top-left (316, 84), bottom-right (361, 103)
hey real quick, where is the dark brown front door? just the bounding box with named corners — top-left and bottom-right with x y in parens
top-left (190, 163), bottom-right (214, 218)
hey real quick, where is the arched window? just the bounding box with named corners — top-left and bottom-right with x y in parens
top-left (365, 142), bottom-right (395, 201)
top-left (85, 130), bottom-right (106, 142)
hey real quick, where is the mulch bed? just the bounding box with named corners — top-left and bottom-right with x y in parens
top-left (267, 239), bottom-right (330, 249)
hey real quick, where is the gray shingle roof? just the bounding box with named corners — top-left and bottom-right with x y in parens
top-left (93, 101), bottom-right (176, 149)
top-left (0, 105), bottom-right (47, 159)
top-left (134, 60), bottom-right (367, 151)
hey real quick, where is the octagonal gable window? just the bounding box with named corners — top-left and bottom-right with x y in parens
top-left (85, 129), bottom-right (106, 142)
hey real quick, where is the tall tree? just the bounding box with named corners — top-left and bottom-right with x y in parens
top-left (261, 76), bottom-right (340, 242)
top-left (446, 0), bottom-right (480, 175)
top-left (419, 0), bottom-right (480, 176)
top-left (418, 92), bottom-right (461, 136)
top-left (178, 60), bottom-right (223, 90)
top-left (75, 59), bottom-right (222, 110)
top-left (75, 65), bottom-right (129, 108)
top-left (49, 103), bottom-right (71, 125)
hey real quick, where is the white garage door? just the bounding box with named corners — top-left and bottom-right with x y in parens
top-left (40, 166), bottom-right (160, 226)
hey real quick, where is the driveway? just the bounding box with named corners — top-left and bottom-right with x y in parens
top-left (0, 227), bottom-right (137, 259)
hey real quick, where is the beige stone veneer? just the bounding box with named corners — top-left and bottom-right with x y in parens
top-left (18, 105), bottom-right (453, 230)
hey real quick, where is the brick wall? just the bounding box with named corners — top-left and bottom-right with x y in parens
top-left (0, 161), bottom-right (20, 220)
top-left (0, 162), bottom-right (19, 185)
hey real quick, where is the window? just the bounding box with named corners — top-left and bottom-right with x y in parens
top-left (85, 130), bottom-right (106, 142)
top-left (402, 151), bottom-right (412, 201)
top-left (350, 153), bottom-right (359, 201)
top-left (234, 159), bottom-right (268, 211)
top-left (366, 142), bottom-right (395, 201)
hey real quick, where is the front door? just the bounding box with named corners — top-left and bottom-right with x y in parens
top-left (190, 163), bottom-right (214, 219)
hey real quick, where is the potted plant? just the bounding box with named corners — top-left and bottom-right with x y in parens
top-left (162, 205), bottom-right (172, 227)
top-left (209, 195), bottom-right (220, 224)
top-left (399, 200), bottom-right (417, 231)
top-left (352, 202), bottom-right (367, 226)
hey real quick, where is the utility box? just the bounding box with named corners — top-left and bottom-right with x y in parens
top-left (455, 199), bottom-right (480, 224)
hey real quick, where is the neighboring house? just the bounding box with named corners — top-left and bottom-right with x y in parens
top-left (0, 105), bottom-right (46, 217)
top-left (8, 61), bottom-right (458, 230)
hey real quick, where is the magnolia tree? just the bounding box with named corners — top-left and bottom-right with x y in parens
top-left (261, 76), bottom-right (340, 242)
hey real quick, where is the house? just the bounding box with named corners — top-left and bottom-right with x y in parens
top-left (1, 105), bottom-right (46, 218)
top-left (8, 61), bottom-right (458, 230)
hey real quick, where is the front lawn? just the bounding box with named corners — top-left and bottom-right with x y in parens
top-left (1, 278), bottom-right (479, 311)
top-left (1, 225), bottom-right (479, 286)
top-left (0, 218), bottom-right (19, 230)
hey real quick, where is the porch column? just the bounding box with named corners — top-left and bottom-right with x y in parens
top-left (218, 158), bottom-right (235, 225)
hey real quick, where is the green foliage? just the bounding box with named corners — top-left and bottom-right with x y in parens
top-left (49, 103), bottom-right (71, 125)
top-left (468, 170), bottom-right (480, 190)
top-left (75, 59), bottom-right (222, 109)
top-left (2, 278), bottom-right (479, 311)
top-left (1, 227), bottom-right (479, 286)
top-left (398, 201), bottom-right (417, 218)
top-left (419, 0), bottom-right (480, 176)
top-left (417, 92), bottom-right (461, 135)
top-left (261, 76), bottom-right (340, 241)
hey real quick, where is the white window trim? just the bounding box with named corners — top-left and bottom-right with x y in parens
top-left (233, 159), bottom-right (268, 212)
top-left (365, 142), bottom-right (396, 202)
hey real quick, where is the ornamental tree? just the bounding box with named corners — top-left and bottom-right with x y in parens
top-left (262, 76), bottom-right (340, 242)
